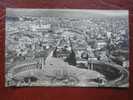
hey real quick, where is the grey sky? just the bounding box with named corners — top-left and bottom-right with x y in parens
top-left (6, 8), bottom-right (128, 18)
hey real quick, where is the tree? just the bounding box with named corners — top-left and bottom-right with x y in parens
top-left (65, 50), bottom-right (76, 66)
top-left (53, 47), bottom-right (57, 57)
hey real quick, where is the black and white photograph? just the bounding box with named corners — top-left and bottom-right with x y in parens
top-left (5, 8), bottom-right (129, 87)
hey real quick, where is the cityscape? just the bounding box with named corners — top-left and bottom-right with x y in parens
top-left (5, 9), bottom-right (129, 87)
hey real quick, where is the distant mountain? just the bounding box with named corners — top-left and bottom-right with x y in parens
top-left (6, 16), bottom-right (19, 21)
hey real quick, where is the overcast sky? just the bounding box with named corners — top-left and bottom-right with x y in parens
top-left (6, 8), bottom-right (128, 18)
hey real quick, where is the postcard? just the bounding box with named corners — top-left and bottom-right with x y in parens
top-left (5, 8), bottom-right (129, 87)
